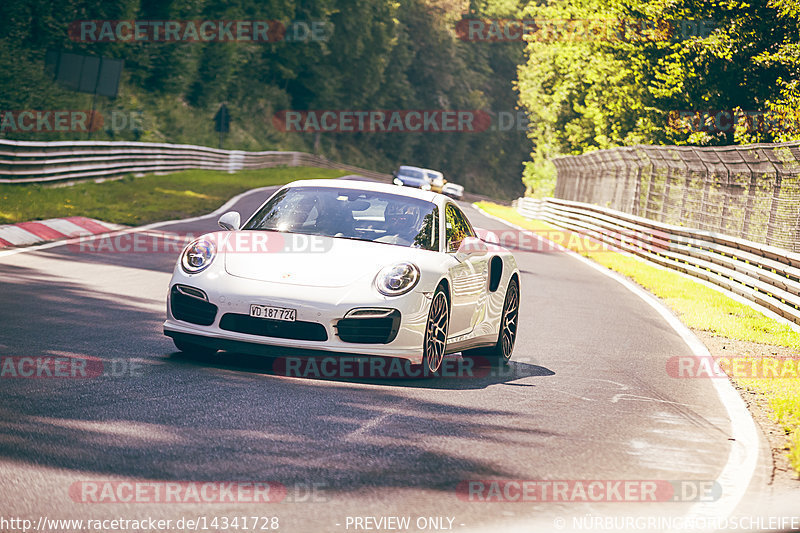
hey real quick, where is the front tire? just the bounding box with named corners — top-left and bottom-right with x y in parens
top-left (422, 286), bottom-right (450, 375)
top-left (463, 277), bottom-right (519, 366)
top-left (173, 337), bottom-right (217, 357)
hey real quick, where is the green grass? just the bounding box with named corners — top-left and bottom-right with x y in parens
top-left (477, 201), bottom-right (800, 474)
top-left (0, 167), bottom-right (348, 226)
top-left (737, 371), bottom-right (800, 471)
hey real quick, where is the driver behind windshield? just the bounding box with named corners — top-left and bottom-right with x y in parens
top-left (376, 202), bottom-right (421, 246)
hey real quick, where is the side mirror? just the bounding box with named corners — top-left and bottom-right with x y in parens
top-left (455, 236), bottom-right (488, 262)
top-left (218, 211), bottom-right (241, 231)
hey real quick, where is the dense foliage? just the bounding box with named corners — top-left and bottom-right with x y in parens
top-left (0, 0), bottom-right (528, 199)
top-left (5, 1), bottom-right (798, 199)
top-left (516, 0), bottom-right (800, 194)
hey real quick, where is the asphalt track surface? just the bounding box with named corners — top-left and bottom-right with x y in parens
top-left (0, 177), bottom-right (793, 532)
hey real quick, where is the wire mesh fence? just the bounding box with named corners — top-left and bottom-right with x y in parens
top-left (551, 142), bottom-right (800, 253)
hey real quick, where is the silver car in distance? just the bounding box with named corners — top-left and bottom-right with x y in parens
top-left (163, 179), bottom-right (520, 375)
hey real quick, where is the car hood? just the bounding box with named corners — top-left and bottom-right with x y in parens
top-left (222, 231), bottom-right (429, 287)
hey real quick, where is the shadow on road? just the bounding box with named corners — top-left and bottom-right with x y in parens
top-left (169, 348), bottom-right (555, 390)
top-left (0, 263), bottom-right (559, 496)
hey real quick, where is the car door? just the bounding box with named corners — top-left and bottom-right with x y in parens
top-left (444, 203), bottom-right (489, 337)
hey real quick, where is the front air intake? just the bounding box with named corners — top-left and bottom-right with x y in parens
top-left (335, 309), bottom-right (401, 344)
top-left (170, 285), bottom-right (218, 326)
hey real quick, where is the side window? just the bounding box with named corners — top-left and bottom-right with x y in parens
top-left (445, 204), bottom-right (475, 252)
top-left (412, 207), bottom-right (439, 251)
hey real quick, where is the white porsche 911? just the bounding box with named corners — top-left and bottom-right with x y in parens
top-left (163, 179), bottom-right (520, 375)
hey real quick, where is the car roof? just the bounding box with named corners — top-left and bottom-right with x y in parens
top-left (284, 178), bottom-right (443, 204)
top-left (398, 165), bottom-right (443, 175)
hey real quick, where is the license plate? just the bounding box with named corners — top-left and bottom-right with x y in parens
top-left (249, 304), bottom-right (297, 322)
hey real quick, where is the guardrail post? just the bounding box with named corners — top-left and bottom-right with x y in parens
top-left (689, 147), bottom-right (713, 232)
top-left (642, 150), bottom-right (659, 220)
top-left (713, 149), bottom-right (731, 234)
top-left (568, 157), bottom-right (581, 200)
top-left (227, 150), bottom-right (244, 173)
top-left (631, 166), bottom-right (642, 217)
top-left (766, 174), bottom-right (783, 246)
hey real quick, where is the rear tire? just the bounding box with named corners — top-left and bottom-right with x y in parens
top-left (173, 338), bottom-right (217, 357)
top-left (463, 278), bottom-right (519, 366)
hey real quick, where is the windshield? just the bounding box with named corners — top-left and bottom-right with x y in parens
top-left (244, 186), bottom-right (439, 251)
top-left (398, 168), bottom-right (426, 180)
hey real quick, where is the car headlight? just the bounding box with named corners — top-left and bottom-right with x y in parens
top-left (375, 262), bottom-right (420, 296)
top-left (181, 238), bottom-right (216, 273)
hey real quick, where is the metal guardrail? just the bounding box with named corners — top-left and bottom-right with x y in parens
top-left (0, 139), bottom-right (392, 184)
top-left (514, 196), bottom-right (800, 326)
top-left (551, 142), bottom-right (800, 253)
top-left (0, 138), bottom-right (496, 203)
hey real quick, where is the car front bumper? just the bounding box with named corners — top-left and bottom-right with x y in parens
top-left (163, 275), bottom-right (431, 364)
